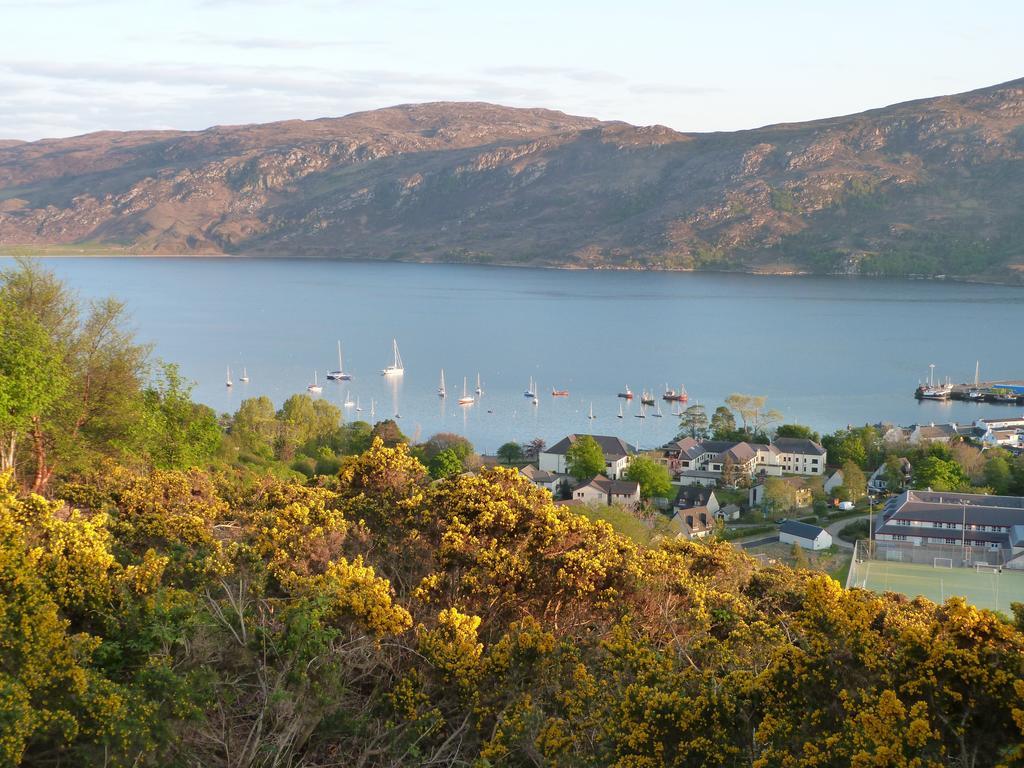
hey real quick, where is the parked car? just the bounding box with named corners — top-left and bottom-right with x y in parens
top-left (836, 500), bottom-right (855, 511)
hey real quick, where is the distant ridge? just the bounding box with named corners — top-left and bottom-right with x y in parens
top-left (2, 79), bottom-right (1024, 282)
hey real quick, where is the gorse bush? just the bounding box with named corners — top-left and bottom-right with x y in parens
top-left (2, 440), bottom-right (1023, 767)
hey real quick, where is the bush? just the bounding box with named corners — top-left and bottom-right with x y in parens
top-left (290, 456), bottom-right (316, 478)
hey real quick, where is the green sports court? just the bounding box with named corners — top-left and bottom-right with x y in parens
top-left (847, 557), bottom-right (1024, 614)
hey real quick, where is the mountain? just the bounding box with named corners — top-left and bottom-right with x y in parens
top-left (2, 80), bottom-right (1024, 282)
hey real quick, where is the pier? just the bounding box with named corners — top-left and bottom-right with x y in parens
top-left (914, 380), bottom-right (1024, 404)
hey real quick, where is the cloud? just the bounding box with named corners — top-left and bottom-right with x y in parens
top-left (628, 83), bottom-right (723, 95)
top-left (193, 34), bottom-right (385, 50)
top-left (482, 65), bottom-right (625, 85)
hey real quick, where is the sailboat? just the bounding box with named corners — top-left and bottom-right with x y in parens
top-left (652, 401), bottom-right (663, 418)
top-left (531, 382), bottom-right (539, 406)
top-left (438, 369), bottom-right (447, 398)
top-left (327, 341), bottom-right (352, 380)
top-left (524, 376), bottom-right (536, 398)
top-left (634, 403), bottom-right (647, 419)
top-left (307, 371), bottom-right (323, 394)
top-left (225, 366), bottom-right (233, 388)
top-left (458, 376), bottom-right (475, 405)
top-left (370, 399), bottom-right (376, 420)
top-left (343, 390), bottom-right (355, 408)
top-left (588, 402), bottom-right (596, 420)
top-left (475, 373), bottom-right (483, 396)
top-left (381, 339), bottom-right (404, 376)
top-left (617, 402), bottom-right (624, 419)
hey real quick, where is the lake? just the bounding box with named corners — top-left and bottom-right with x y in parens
top-left (9, 257), bottom-right (1024, 454)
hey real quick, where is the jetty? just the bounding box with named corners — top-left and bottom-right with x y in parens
top-left (914, 380), bottom-right (1024, 404)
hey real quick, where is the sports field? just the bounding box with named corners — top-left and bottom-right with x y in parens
top-left (847, 558), bottom-right (1024, 614)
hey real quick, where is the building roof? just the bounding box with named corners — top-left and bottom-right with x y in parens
top-left (914, 423), bottom-right (960, 440)
top-left (779, 519), bottom-right (827, 540)
top-left (545, 434), bottom-right (635, 460)
top-left (723, 442), bottom-right (757, 463)
top-left (575, 476), bottom-right (640, 497)
top-left (881, 490), bottom-right (1024, 528)
top-left (772, 437), bottom-right (827, 456)
top-left (675, 484), bottom-right (715, 508)
top-left (519, 464), bottom-right (561, 484)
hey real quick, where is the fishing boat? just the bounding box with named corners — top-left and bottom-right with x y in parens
top-left (663, 384), bottom-right (688, 402)
top-left (475, 373), bottom-right (483, 396)
top-left (438, 369), bottom-right (447, 398)
top-left (617, 402), bottom-right (624, 419)
top-left (551, 387), bottom-right (569, 397)
top-left (307, 371), bottom-right (323, 394)
top-left (588, 402), bottom-right (596, 420)
top-left (458, 377), bottom-right (475, 405)
top-left (225, 366), bottom-right (233, 388)
top-left (327, 341), bottom-right (352, 380)
top-left (524, 376), bottom-right (536, 398)
top-left (617, 386), bottom-right (633, 400)
top-left (343, 390), bottom-right (355, 408)
top-left (381, 339), bottom-right (404, 376)
top-left (641, 389), bottom-right (655, 406)
top-left (240, 367), bottom-right (249, 383)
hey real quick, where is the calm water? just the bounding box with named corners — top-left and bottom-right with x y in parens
top-left (10, 257), bottom-right (1024, 453)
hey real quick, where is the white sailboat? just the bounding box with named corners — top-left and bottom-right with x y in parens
top-left (438, 369), bottom-right (447, 398)
top-left (634, 403), bottom-right (646, 419)
top-left (327, 341), bottom-right (352, 380)
top-left (239, 367), bottom-right (249, 383)
top-left (524, 376), bottom-right (536, 398)
top-left (588, 402), bottom-right (596, 420)
top-left (475, 373), bottom-right (483, 396)
top-left (355, 396), bottom-right (362, 412)
top-left (307, 371), bottom-right (322, 394)
top-left (382, 339), bottom-right (404, 376)
top-left (343, 390), bottom-right (355, 408)
top-left (532, 382), bottom-right (539, 406)
top-left (652, 401), bottom-right (663, 418)
top-left (370, 399), bottom-right (376, 420)
top-left (617, 401), bottom-right (624, 419)
top-left (225, 366), bottom-right (233, 388)
top-left (458, 377), bottom-right (475, 405)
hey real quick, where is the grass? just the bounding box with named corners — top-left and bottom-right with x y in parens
top-left (849, 558), bottom-right (1024, 614)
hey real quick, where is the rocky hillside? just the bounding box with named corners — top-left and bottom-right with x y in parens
top-left (2, 80), bottom-right (1024, 281)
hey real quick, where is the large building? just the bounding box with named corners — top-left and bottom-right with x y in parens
top-left (658, 436), bottom-right (826, 482)
top-left (875, 489), bottom-right (1024, 566)
top-left (540, 434), bottom-right (635, 479)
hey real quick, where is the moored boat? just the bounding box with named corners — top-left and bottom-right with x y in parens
top-left (617, 386), bottom-right (633, 400)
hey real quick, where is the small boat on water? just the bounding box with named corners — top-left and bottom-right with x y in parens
top-left (225, 366), bottom-right (233, 388)
top-left (641, 389), bottom-right (655, 406)
top-left (327, 341), bottom-right (352, 381)
top-left (652, 401), bottom-right (663, 418)
top-left (475, 373), bottom-right (483, 396)
top-left (382, 339), bottom-right (404, 376)
top-left (458, 377), bottom-right (475, 405)
top-left (634, 403), bottom-right (647, 419)
top-left (240, 367), bottom-right (249, 383)
top-left (370, 399), bottom-right (376, 420)
top-left (551, 387), bottom-right (569, 397)
top-left (588, 402), bottom-right (596, 420)
top-left (617, 402), bottom-right (624, 419)
top-left (524, 376), bottom-right (537, 398)
top-left (438, 369), bottom-right (447, 398)
top-left (355, 396), bottom-right (362, 412)
top-left (663, 383), bottom-right (688, 402)
top-left (618, 386), bottom-right (633, 400)
top-left (343, 390), bottom-right (355, 408)
top-left (307, 371), bottom-right (323, 394)
top-left (532, 383), bottom-right (539, 406)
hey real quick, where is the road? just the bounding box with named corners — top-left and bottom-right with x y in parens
top-left (824, 514), bottom-right (869, 550)
top-left (739, 535), bottom-right (778, 549)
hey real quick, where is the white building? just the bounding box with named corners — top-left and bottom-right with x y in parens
top-left (540, 435), bottom-right (635, 480)
top-left (661, 436), bottom-right (826, 482)
top-left (779, 520), bottom-right (832, 550)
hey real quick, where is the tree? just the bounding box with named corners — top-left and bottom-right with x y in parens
top-left (678, 404), bottom-right (708, 439)
top-left (725, 393), bottom-right (782, 435)
top-left (624, 455), bottom-right (672, 500)
top-left (776, 423), bottom-right (820, 442)
top-left (525, 438), bottom-right (546, 459)
top-left (565, 435), bottom-right (605, 480)
top-left (232, 396), bottom-right (278, 455)
top-left (709, 406), bottom-right (737, 440)
top-left (0, 302), bottom-right (66, 479)
top-left (882, 456), bottom-right (907, 492)
top-left (791, 542), bottom-right (809, 569)
top-left (913, 455), bottom-right (969, 492)
top-left (370, 419), bottom-right (406, 448)
top-left (135, 362), bottom-right (221, 469)
top-left (763, 477), bottom-right (798, 517)
top-left (720, 454), bottom-right (742, 488)
top-left (429, 448), bottom-right (464, 480)
top-left (841, 460), bottom-right (867, 503)
top-left (422, 433), bottom-right (474, 464)
top-left (497, 442), bottom-right (524, 465)
top-left (984, 455), bottom-right (1013, 495)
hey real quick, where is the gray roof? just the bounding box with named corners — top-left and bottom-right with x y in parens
top-left (882, 490), bottom-right (1024, 528)
top-left (780, 519), bottom-right (827, 540)
top-left (545, 434), bottom-right (635, 459)
top-left (772, 437), bottom-right (827, 456)
top-left (576, 476), bottom-right (640, 496)
top-left (675, 484), bottom-right (715, 507)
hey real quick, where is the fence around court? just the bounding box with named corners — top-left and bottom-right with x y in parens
top-left (847, 539), bottom-right (1006, 589)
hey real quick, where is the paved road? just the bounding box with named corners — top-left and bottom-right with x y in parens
top-left (825, 514), bottom-right (869, 550)
top-left (739, 535), bottom-right (779, 549)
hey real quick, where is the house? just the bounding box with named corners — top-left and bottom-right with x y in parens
top-left (670, 507), bottom-right (716, 539)
top-left (867, 458), bottom-right (912, 494)
top-left (823, 468), bottom-right (844, 494)
top-left (661, 436), bottom-right (827, 483)
top-left (975, 416), bottom-right (1024, 448)
top-left (673, 485), bottom-right (719, 516)
top-left (750, 477), bottom-right (814, 509)
top-left (909, 422), bottom-right (961, 445)
top-left (779, 520), bottom-right (832, 550)
top-left (717, 503), bottom-right (741, 521)
top-left (519, 464), bottom-right (569, 495)
top-left (874, 490), bottom-right (1024, 566)
top-left (677, 469), bottom-right (721, 487)
top-left (540, 434), bottom-right (635, 479)
top-left (571, 476), bottom-right (641, 508)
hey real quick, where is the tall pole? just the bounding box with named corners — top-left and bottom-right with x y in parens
top-left (962, 501), bottom-right (967, 563)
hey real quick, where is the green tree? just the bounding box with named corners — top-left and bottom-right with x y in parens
top-left (882, 456), bottom-right (907, 492)
top-left (791, 541), bottom-right (809, 568)
top-left (984, 455), bottom-right (1013, 495)
top-left (913, 455), bottom-right (969, 491)
top-left (565, 435), bottom-right (605, 480)
top-left (429, 448), bottom-right (464, 480)
top-left (370, 419), bottom-right (406, 448)
top-left (232, 396), bottom-right (278, 456)
top-left (710, 406), bottom-right (737, 440)
top-left (776, 423), bottom-right (820, 442)
top-left (497, 441), bottom-right (524, 465)
top-left (422, 433), bottom-right (474, 464)
top-left (841, 460), bottom-right (867, 502)
top-left (725, 393), bottom-right (782, 435)
top-left (763, 477), bottom-right (798, 517)
top-left (135, 362), bottom-right (221, 469)
top-left (678, 404), bottom-right (708, 439)
top-left (624, 455), bottom-right (672, 500)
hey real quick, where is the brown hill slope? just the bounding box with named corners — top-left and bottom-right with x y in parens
top-left (2, 81), bottom-right (1024, 281)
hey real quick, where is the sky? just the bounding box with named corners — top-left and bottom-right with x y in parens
top-left (1, 0), bottom-right (1021, 141)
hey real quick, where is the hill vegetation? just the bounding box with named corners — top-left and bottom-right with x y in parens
top-left (3, 80), bottom-right (1024, 282)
